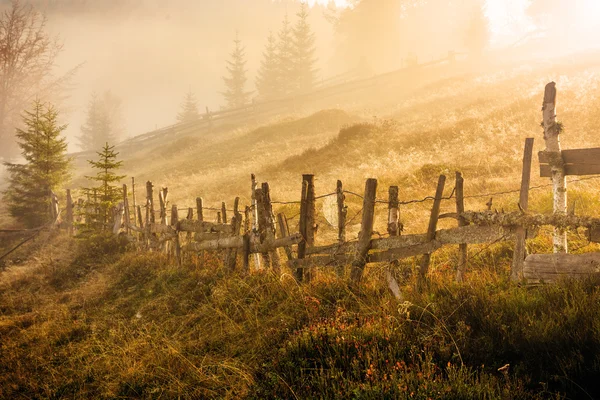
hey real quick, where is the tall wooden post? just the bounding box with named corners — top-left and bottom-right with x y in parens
top-left (418, 175), bottom-right (446, 290)
top-left (255, 187), bottom-right (270, 268)
top-left (159, 187), bottom-right (168, 225)
top-left (542, 82), bottom-right (567, 253)
top-left (131, 177), bottom-right (137, 227)
top-left (196, 197), bottom-right (204, 222)
top-left (512, 139), bottom-right (534, 280)
top-left (386, 186), bottom-right (401, 298)
top-left (297, 179), bottom-right (309, 281)
top-left (262, 182), bottom-right (281, 273)
top-left (336, 180), bottom-right (347, 243)
top-left (66, 189), bottom-right (73, 236)
top-left (277, 213), bottom-right (294, 261)
top-left (171, 204), bottom-right (181, 265)
top-left (455, 172), bottom-right (468, 282)
top-left (350, 178), bottom-right (377, 284)
top-left (227, 197), bottom-right (242, 271)
top-left (146, 181), bottom-right (155, 224)
top-left (122, 184), bottom-right (130, 235)
top-left (251, 174), bottom-right (261, 269)
top-left (221, 202), bottom-right (228, 224)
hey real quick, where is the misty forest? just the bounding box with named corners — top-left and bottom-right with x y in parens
top-left (2, 0), bottom-right (600, 398)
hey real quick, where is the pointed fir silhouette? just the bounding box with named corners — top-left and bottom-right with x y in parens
top-left (83, 142), bottom-right (126, 232)
top-left (256, 31), bottom-right (280, 101)
top-left (177, 90), bottom-right (200, 123)
top-left (3, 100), bottom-right (71, 228)
top-left (222, 33), bottom-right (252, 109)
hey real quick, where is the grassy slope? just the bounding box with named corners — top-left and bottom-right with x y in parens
top-left (3, 54), bottom-right (600, 398)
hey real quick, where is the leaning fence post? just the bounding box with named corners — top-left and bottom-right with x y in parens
top-left (221, 202), bottom-right (227, 224)
top-left (277, 213), bottom-right (294, 261)
top-left (196, 197), bottom-right (204, 221)
top-left (227, 197), bottom-right (242, 272)
top-left (297, 178), bottom-right (309, 281)
top-left (171, 204), bottom-right (181, 265)
top-left (251, 174), bottom-right (261, 270)
top-left (337, 180), bottom-right (347, 243)
top-left (122, 184), bottom-right (130, 235)
top-left (131, 177), bottom-right (137, 227)
top-left (66, 189), bottom-right (73, 236)
top-left (386, 186), bottom-right (402, 298)
top-left (159, 187), bottom-right (168, 225)
top-left (350, 178), bottom-right (378, 284)
top-left (262, 182), bottom-right (281, 274)
top-left (146, 181), bottom-right (155, 224)
top-left (511, 138), bottom-right (534, 281)
top-left (418, 175), bottom-right (446, 290)
top-left (255, 187), bottom-right (271, 268)
top-left (542, 82), bottom-right (567, 253)
top-left (455, 172), bottom-right (468, 282)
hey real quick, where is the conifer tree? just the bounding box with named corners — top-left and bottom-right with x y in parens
top-left (276, 14), bottom-right (296, 97)
top-left (292, 3), bottom-right (318, 93)
top-left (3, 100), bottom-right (71, 228)
top-left (84, 142), bottom-right (125, 231)
top-left (222, 33), bottom-right (252, 109)
top-left (176, 90), bottom-right (200, 123)
top-left (78, 93), bottom-right (116, 152)
top-left (255, 31), bottom-right (280, 101)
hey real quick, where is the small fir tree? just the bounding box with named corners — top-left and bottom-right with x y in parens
top-left (292, 2), bottom-right (318, 93)
top-left (276, 14), bottom-right (296, 97)
top-left (78, 93), bottom-right (115, 152)
top-left (84, 142), bottom-right (125, 231)
top-left (3, 100), bottom-right (71, 228)
top-left (222, 33), bottom-right (252, 109)
top-left (255, 31), bottom-right (280, 101)
top-left (176, 90), bottom-right (200, 123)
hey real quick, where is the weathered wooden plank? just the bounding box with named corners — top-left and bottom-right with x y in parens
top-left (337, 180), bottom-right (347, 243)
top-left (183, 233), bottom-right (302, 253)
top-left (369, 241), bottom-right (442, 263)
top-left (288, 254), bottom-right (352, 269)
top-left (306, 240), bottom-right (358, 255)
top-left (150, 223), bottom-right (175, 235)
top-left (277, 213), bottom-right (294, 261)
top-left (539, 148), bottom-right (600, 165)
top-left (178, 219), bottom-right (233, 233)
top-left (540, 164), bottom-right (600, 177)
top-left (523, 253), bottom-right (600, 283)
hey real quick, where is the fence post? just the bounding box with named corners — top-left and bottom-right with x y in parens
top-left (337, 180), bottom-right (347, 243)
top-left (251, 174), bottom-right (261, 269)
top-left (277, 213), bottom-right (294, 261)
top-left (131, 177), bottom-right (137, 227)
top-left (542, 82), bottom-right (567, 253)
top-left (122, 184), bottom-right (130, 235)
top-left (171, 204), bottom-right (181, 265)
top-left (350, 178), bottom-right (377, 284)
top-left (66, 189), bottom-right (73, 236)
top-left (418, 175), bottom-right (446, 290)
top-left (227, 197), bottom-right (242, 271)
top-left (159, 187), bottom-right (168, 225)
top-left (146, 181), bottom-right (155, 224)
top-left (512, 138), bottom-right (534, 281)
top-left (455, 172), bottom-right (468, 282)
top-left (255, 187), bottom-right (271, 268)
top-left (196, 197), bottom-right (204, 221)
top-left (221, 202), bottom-right (227, 224)
top-left (112, 203), bottom-right (124, 234)
top-left (297, 178), bottom-right (309, 282)
top-left (262, 182), bottom-right (281, 274)
top-left (386, 186), bottom-right (402, 298)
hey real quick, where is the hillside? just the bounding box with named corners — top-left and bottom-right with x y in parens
top-left (3, 52), bottom-right (600, 398)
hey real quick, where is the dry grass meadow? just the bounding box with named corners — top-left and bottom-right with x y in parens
top-left (2, 53), bottom-right (600, 398)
